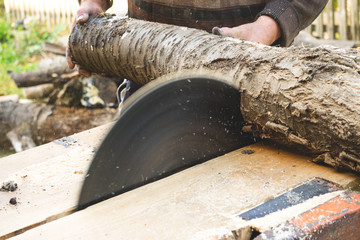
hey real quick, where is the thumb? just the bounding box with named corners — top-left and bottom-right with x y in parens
top-left (76, 12), bottom-right (89, 23)
top-left (212, 27), bottom-right (224, 35)
top-left (212, 27), bottom-right (233, 37)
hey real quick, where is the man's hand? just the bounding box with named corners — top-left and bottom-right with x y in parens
top-left (66, 0), bottom-right (108, 76)
top-left (212, 16), bottom-right (281, 46)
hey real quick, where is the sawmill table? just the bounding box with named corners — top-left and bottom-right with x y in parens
top-left (1, 123), bottom-right (359, 239)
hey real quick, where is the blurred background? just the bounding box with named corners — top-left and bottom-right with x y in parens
top-left (0, 0), bottom-right (130, 157)
top-left (0, 0), bottom-right (128, 97)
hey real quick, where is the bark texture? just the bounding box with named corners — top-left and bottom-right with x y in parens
top-left (69, 15), bottom-right (360, 173)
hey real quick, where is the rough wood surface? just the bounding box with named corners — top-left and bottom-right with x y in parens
top-left (69, 15), bottom-right (360, 173)
top-left (3, 142), bottom-right (357, 240)
top-left (0, 123), bottom-right (113, 239)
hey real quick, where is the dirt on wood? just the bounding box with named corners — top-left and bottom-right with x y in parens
top-left (9, 197), bottom-right (17, 205)
top-left (1, 181), bottom-right (18, 192)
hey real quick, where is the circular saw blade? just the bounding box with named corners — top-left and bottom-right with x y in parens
top-left (78, 76), bottom-right (254, 209)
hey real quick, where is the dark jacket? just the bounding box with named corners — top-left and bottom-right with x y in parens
top-left (101, 0), bottom-right (328, 46)
top-left (258, 0), bottom-right (328, 46)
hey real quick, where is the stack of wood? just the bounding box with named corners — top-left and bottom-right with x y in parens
top-left (1, 42), bottom-right (121, 153)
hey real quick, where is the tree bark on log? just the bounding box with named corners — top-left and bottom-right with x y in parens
top-left (69, 15), bottom-right (360, 173)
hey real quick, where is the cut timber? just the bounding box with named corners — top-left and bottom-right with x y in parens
top-left (1, 138), bottom-right (358, 239)
top-left (69, 15), bottom-right (360, 173)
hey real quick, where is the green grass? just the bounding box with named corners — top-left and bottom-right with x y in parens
top-left (0, 147), bottom-right (15, 158)
top-left (0, 15), bottom-right (65, 96)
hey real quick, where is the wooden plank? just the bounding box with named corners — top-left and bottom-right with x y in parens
top-left (3, 142), bottom-right (357, 239)
top-left (0, 123), bottom-right (113, 179)
top-left (34, 0), bottom-right (41, 21)
top-left (315, 12), bottom-right (324, 38)
top-left (13, 0), bottom-right (19, 21)
top-left (39, 0), bottom-right (45, 24)
top-left (326, 0), bottom-right (335, 39)
top-left (338, 0), bottom-right (348, 40)
top-left (350, 0), bottom-right (359, 40)
top-left (19, 0), bottom-right (24, 19)
top-left (0, 123), bottom-right (114, 239)
top-left (4, 0), bottom-right (127, 26)
top-left (3, 0), bottom-right (10, 14)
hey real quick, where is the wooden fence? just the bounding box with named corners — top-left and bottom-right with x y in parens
top-left (309, 0), bottom-right (360, 41)
top-left (4, 0), bottom-right (360, 41)
top-left (3, 0), bottom-right (128, 30)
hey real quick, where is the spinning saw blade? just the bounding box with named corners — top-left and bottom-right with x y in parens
top-left (78, 76), bottom-right (253, 209)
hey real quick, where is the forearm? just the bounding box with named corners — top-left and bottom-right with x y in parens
top-left (258, 0), bottom-right (328, 46)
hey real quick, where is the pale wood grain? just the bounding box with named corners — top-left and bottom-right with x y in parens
top-left (5, 143), bottom-right (357, 240)
top-left (0, 123), bottom-right (113, 239)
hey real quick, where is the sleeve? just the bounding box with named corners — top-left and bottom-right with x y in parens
top-left (257, 0), bottom-right (328, 46)
top-left (77, 0), bottom-right (113, 10)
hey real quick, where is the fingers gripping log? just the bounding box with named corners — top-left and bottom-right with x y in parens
top-left (69, 14), bottom-right (360, 173)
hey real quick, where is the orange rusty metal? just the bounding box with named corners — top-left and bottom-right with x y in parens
top-left (291, 191), bottom-right (360, 239)
top-left (255, 191), bottom-right (360, 240)
top-left (292, 191), bottom-right (360, 231)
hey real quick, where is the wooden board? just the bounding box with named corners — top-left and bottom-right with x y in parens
top-left (0, 123), bottom-right (113, 179)
top-left (1, 133), bottom-right (358, 239)
top-left (0, 123), bottom-right (113, 239)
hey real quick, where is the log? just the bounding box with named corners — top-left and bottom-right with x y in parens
top-left (69, 15), bottom-right (360, 173)
top-left (41, 42), bottom-right (66, 56)
top-left (8, 57), bottom-right (77, 88)
top-left (0, 98), bottom-right (117, 152)
top-left (22, 83), bottom-right (55, 99)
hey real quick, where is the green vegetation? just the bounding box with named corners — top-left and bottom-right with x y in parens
top-left (0, 0), bottom-right (4, 15)
top-left (0, 147), bottom-right (15, 158)
top-left (0, 15), bottom-right (65, 96)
